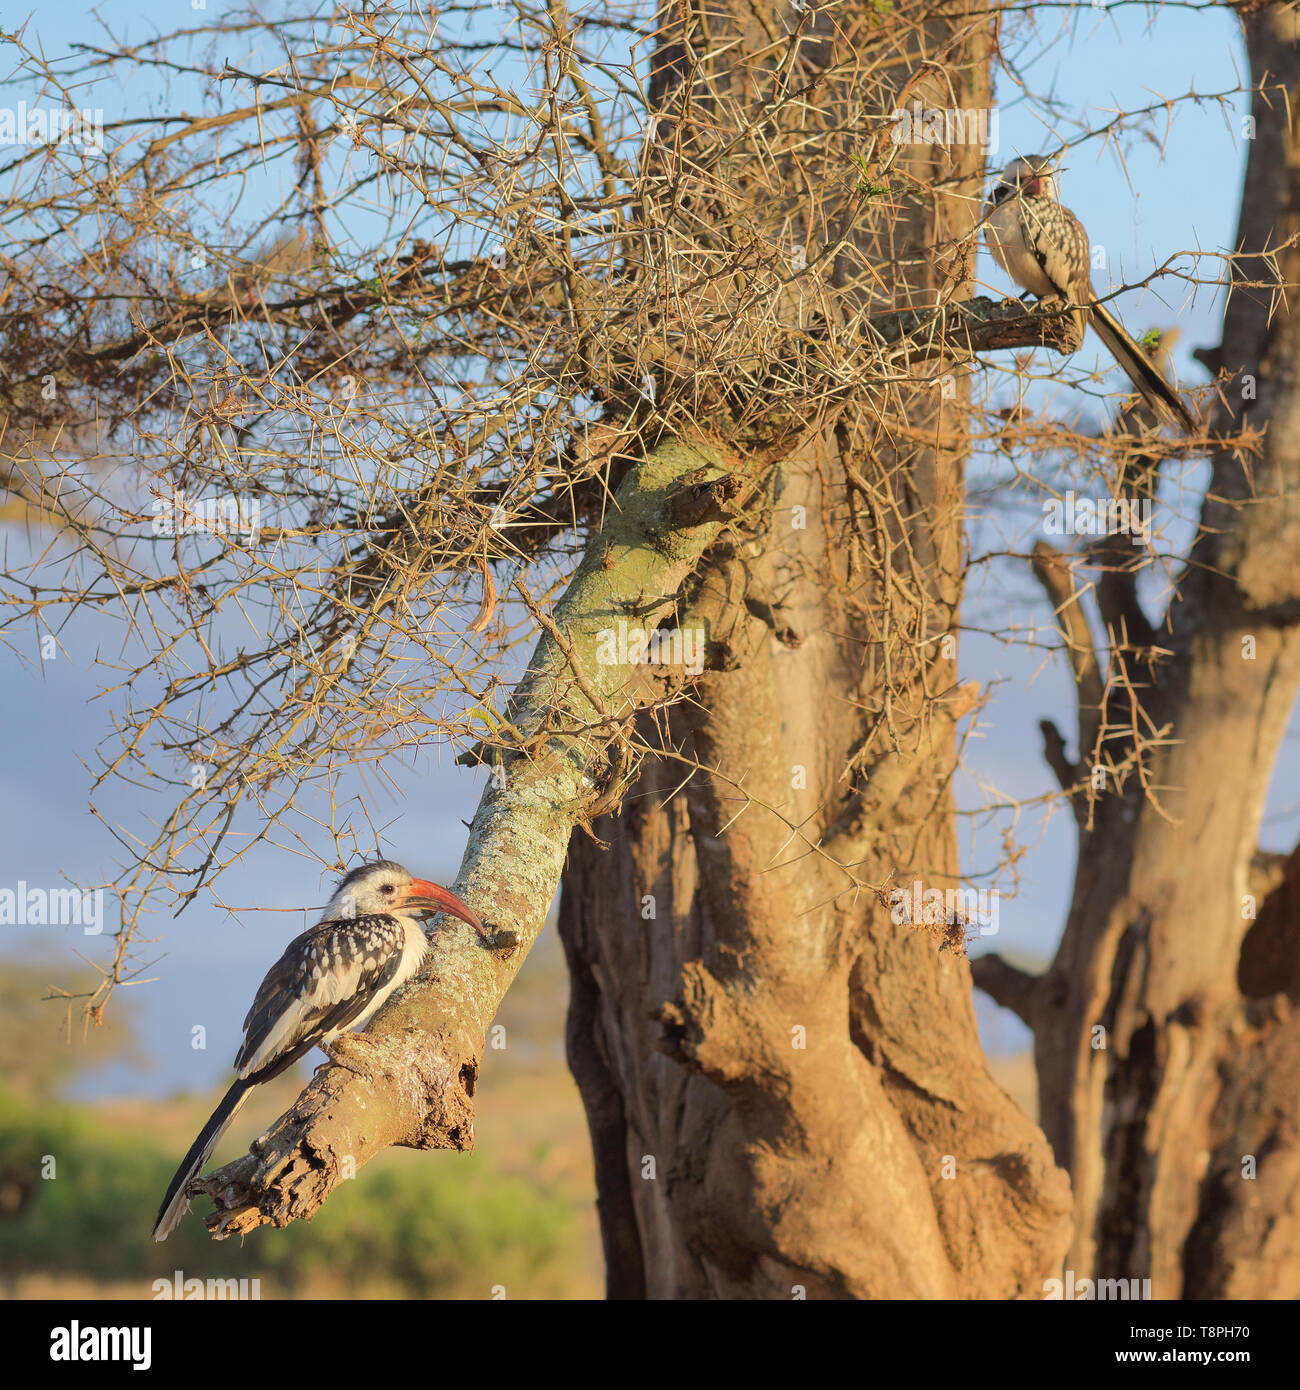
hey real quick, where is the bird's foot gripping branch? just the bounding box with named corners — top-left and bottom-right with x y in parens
top-left (184, 436), bottom-right (750, 1238)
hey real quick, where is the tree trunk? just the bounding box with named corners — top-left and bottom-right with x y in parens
top-left (975, 6), bottom-right (1300, 1300)
top-left (559, 0), bottom-right (1072, 1299)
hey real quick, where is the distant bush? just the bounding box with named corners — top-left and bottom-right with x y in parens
top-left (0, 1086), bottom-right (582, 1298)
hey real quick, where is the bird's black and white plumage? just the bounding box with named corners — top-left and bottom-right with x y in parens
top-left (152, 859), bottom-right (492, 1241)
top-left (985, 154), bottom-right (1196, 435)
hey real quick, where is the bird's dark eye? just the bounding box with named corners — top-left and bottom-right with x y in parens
top-left (381, 883), bottom-right (395, 896)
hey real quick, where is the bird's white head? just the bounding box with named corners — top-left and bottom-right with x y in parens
top-left (325, 858), bottom-right (489, 938)
top-left (990, 155), bottom-right (1060, 206)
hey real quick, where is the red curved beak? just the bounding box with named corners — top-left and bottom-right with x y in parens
top-left (403, 878), bottom-right (490, 940)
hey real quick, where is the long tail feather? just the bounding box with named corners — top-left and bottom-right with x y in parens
top-left (152, 1081), bottom-right (250, 1241)
top-left (1088, 302), bottom-right (1196, 435)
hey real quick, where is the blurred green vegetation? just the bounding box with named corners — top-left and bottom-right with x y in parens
top-left (0, 1081), bottom-right (584, 1298)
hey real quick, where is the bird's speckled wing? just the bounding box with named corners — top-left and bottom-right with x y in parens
top-left (234, 915), bottom-right (409, 1080)
top-left (1018, 196), bottom-right (1092, 299)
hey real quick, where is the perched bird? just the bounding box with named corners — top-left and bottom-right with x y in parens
top-left (152, 859), bottom-right (494, 1241)
top-left (985, 154), bottom-right (1196, 435)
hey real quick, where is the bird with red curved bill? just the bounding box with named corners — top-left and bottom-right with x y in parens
top-left (152, 859), bottom-right (505, 1241)
top-left (984, 154), bottom-right (1196, 436)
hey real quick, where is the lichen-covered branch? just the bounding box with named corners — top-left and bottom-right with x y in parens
top-left (871, 294), bottom-right (1084, 359)
top-left (195, 434), bottom-right (749, 1235)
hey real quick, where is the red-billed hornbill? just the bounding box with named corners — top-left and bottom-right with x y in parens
top-left (153, 859), bottom-right (497, 1241)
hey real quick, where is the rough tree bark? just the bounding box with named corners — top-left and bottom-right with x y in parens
top-left (974, 6), bottom-right (1300, 1300)
top-left (558, 0), bottom-right (1073, 1299)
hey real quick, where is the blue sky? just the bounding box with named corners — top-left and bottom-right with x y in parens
top-left (2, 1), bottom-right (1287, 1093)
